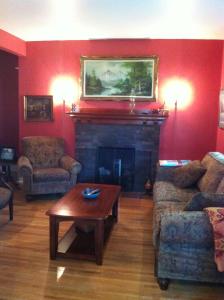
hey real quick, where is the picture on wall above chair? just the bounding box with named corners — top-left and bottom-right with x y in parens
top-left (24, 95), bottom-right (53, 122)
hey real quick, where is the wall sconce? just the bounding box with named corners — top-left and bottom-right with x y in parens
top-left (50, 75), bottom-right (79, 110)
top-left (161, 77), bottom-right (193, 110)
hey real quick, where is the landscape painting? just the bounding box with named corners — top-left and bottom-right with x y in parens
top-left (80, 57), bottom-right (158, 101)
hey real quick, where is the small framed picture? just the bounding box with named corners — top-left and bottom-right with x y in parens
top-left (219, 90), bottom-right (224, 129)
top-left (24, 95), bottom-right (53, 122)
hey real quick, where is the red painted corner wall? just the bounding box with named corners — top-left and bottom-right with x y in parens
top-left (19, 39), bottom-right (223, 159)
top-left (0, 50), bottom-right (19, 149)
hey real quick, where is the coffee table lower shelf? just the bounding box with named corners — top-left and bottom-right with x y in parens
top-left (55, 216), bottom-right (115, 264)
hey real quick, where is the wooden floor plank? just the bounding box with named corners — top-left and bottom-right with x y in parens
top-left (0, 190), bottom-right (223, 299)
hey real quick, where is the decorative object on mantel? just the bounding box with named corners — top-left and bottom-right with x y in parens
top-left (71, 103), bottom-right (80, 113)
top-left (24, 95), bottom-right (53, 122)
top-left (67, 108), bottom-right (168, 125)
top-left (80, 56), bottom-right (158, 101)
top-left (129, 88), bottom-right (136, 113)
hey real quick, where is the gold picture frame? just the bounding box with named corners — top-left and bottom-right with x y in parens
top-left (24, 95), bottom-right (53, 122)
top-left (80, 56), bottom-right (158, 101)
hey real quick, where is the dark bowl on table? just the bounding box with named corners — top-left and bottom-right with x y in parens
top-left (82, 188), bottom-right (100, 199)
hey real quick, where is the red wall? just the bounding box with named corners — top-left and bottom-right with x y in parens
top-left (216, 41), bottom-right (224, 152)
top-left (19, 39), bottom-right (223, 159)
top-left (0, 50), bottom-right (19, 149)
top-left (0, 29), bottom-right (26, 56)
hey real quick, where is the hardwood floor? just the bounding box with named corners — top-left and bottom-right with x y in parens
top-left (0, 189), bottom-right (224, 300)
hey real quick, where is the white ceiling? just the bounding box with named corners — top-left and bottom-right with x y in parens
top-left (0, 0), bottom-right (224, 41)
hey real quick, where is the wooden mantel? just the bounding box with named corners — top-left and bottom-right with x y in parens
top-left (66, 108), bottom-right (168, 125)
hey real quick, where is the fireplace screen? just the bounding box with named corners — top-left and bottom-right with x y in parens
top-left (96, 147), bottom-right (135, 191)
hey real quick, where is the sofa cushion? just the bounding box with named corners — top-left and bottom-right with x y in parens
top-left (153, 181), bottom-right (199, 203)
top-left (184, 192), bottom-right (224, 211)
top-left (33, 168), bottom-right (70, 182)
top-left (173, 160), bottom-right (206, 188)
top-left (198, 152), bottom-right (224, 193)
top-left (197, 166), bottom-right (224, 193)
top-left (216, 178), bottom-right (224, 193)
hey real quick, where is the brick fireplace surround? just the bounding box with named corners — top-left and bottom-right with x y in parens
top-left (69, 109), bottom-right (167, 192)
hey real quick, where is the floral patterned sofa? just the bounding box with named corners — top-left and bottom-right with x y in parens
top-left (153, 152), bottom-right (224, 289)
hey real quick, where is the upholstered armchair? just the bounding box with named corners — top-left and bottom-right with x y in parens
top-left (17, 136), bottom-right (82, 198)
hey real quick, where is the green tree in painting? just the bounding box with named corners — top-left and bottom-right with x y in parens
top-left (86, 70), bottom-right (103, 95)
top-left (114, 61), bottom-right (152, 96)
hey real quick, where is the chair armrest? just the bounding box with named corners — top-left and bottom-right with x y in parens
top-left (160, 211), bottom-right (213, 246)
top-left (17, 156), bottom-right (33, 176)
top-left (60, 155), bottom-right (82, 175)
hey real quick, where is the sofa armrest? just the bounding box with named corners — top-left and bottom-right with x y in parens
top-left (60, 155), bottom-right (82, 175)
top-left (17, 156), bottom-right (33, 176)
top-left (156, 166), bottom-right (175, 182)
top-left (160, 211), bottom-right (213, 246)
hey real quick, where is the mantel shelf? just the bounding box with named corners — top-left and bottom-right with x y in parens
top-left (66, 108), bottom-right (168, 125)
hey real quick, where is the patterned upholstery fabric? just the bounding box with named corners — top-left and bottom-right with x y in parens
top-left (197, 166), bottom-right (224, 193)
top-left (18, 136), bottom-right (82, 196)
top-left (33, 168), bottom-right (70, 182)
top-left (216, 178), bottom-right (224, 193)
top-left (198, 153), bottom-right (224, 193)
top-left (152, 201), bottom-right (187, 247)
top-left (204, 207), bottom-right (224, 272)
top-left (153, 152), bottom-right (224, 287)
top-left (22, 136), bottom-right (64, 168)
top-left (153, 181), bottom-right (198, 203)
top-left (173, 160), bottom-right (206, 188)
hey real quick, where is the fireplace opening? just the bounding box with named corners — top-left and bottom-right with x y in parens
top-left (96, 147), bottom-right (135, 191)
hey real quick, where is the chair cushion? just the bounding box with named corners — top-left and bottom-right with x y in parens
top-left (172, 160), bottom-right (206, 188)
top-left (0, 187), bottom-right (12, 209)
top-left (22, 136), bottom-right (64, 168)
top-left (33, 168), bottom-right (70, 182)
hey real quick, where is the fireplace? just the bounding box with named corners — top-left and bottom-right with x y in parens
top-left (96, 146), bottom-right (135, 191)
top-left (69, 109), bottom-right (168, 192)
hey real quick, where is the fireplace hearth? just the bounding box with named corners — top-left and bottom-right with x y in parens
top-left (70, 109), bottom-right (167, 192)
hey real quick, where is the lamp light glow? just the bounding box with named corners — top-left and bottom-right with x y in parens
top-left (50, 75), bottom-right (79, 108)
top-left (161, 77), bottom-right (193, 110)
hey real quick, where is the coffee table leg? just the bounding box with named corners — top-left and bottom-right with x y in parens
top-left (95, 220), bottom-right (104, 265)
top-left (49, 216), bottom-right (59, 260)
top-left (112, 199), bottom-right (119, 223)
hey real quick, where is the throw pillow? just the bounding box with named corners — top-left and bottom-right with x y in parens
top-left (184, 192), bottom-right (224, 211)
top-left (216, 177), bottom-right (224, 193)
top-left (173, 160), bottom-right (206, 188)
top-left (197, 165), bottom-right (224, 193)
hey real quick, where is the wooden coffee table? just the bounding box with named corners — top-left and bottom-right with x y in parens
top-left (46, 183), bottom-right (121, 265)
